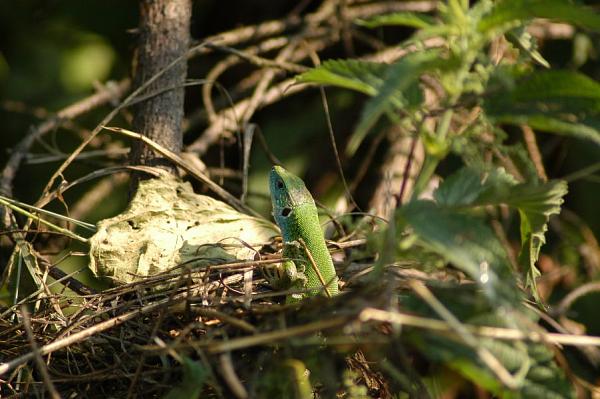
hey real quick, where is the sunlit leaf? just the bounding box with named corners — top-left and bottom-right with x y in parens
top-left (397, 200), bottom-right (518, 304)
top-left (433, 167), bottom-right (568, 300)
top-left (506, 29), bottom-right (550, 68)
top-left (356, 12), bottom-right (436, 29)
top-left (479, 0), bottom-right (600, 34)
top-left (296, 59), bottom-right (388, 96)
top-left (478, 172), bottom-right (568, 301)
top-left (297, 55), bottom-right (436, 156)
top-left (349, 50), bottom-right (439, 155)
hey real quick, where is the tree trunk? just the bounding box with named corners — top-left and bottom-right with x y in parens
top-left (130, 0), bottom-right (191, 180)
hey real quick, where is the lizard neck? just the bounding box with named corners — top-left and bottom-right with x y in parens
top-left (275, 202), bottom-right (317, 243)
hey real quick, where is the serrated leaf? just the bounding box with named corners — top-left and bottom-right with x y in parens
top-left (296, 59), bottom-right (388, 96)
top-left (417, 331), bottom-right (574, 398)
top-left (408, 310), bottom-right (521, 395)
top-left (479, 0), bottom-right (600, 34)
top-left (520, 344), bottom-right (576, 399)
top-left (163, 357), bottom-right (208, 399)
top-left (432, 167), bottom-right (568, 300)
top-left (482, 338), bottom-right (530, 374)
top-left (397, 200), bottom-right (518, 304)
top-left (356, 12), bottom-right (436, 29)
top-left (484, 70), bottom-right (600, 146)
top-left (513, 182), bottom-right (568, 300)
top-left (348, 50), bottom-right (439, 155)
top-left (408, 296), bottom-right (573, 397)
top-left (296, 54), bottom-right (436, 156)
top-left (477, 172), bottom-right (568, 301)
top-left (506, 29), bottom-right (550, 68)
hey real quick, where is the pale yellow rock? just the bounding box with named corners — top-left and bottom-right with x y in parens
top-left (89, 174), bottom-right (277, 284)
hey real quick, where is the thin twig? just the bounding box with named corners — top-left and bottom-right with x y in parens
top-left (206, 43), bottom-right (308, 73)
top-left (309, 45), bottom-right (360, 211)
top-left (37, 41), bottom-right (210, 205)
top-left (555, 282), bottom-right (600, 316)
top-left (298, 238), bottom-right (333, 298)
top-left (219, 352), bottom-right (249, 399)
top-left (102, 126), bottom-right (259, 216)
top-left (409, 280), bottom-right (520, 389)
top-left (20, 305), bottom-right (61, 399)
top-left (0, 292), bottom-right (190, 376)
top-left (140, 315), bottom-right (352, 354)
top-left (359, 307), bottom-right (600, 347)
top-left (0, 197), bottom-right (88, 243)
top-left (0, 79), bottom-right (130, 199)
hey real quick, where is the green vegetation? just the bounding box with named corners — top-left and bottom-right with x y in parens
top-left (1, 1), bottom-right (599, 397)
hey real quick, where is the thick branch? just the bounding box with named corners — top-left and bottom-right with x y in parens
top-left (131, 0), bottom-right (191, 175)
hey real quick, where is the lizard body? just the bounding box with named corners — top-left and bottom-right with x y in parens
top-left (269, 166), bottom-right (339, 302)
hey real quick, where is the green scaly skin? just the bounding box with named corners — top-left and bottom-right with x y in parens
top-left (269, 166), bottom-right (339, 302)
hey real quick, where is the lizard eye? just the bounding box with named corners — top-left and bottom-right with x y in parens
top-left (276, 179), bottom-right (284, 189)
top-left (280, 207), bottom-right (292, 217)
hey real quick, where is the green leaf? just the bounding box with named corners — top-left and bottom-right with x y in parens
top-left (397, 200), bottom-right (518, 304)
top-left (484, 70), bottom-right (600, 146)
top-left (356, 12), bottom-right (436, 29)
top-left (434, 168), bottom-right (487, 207)
top-left (407, 298), bottom-right (573, 397)
top-left (520, 344), bottom-right (576, 399)
top-left (432, 167), bottom-right (568, 301)
top-left (296, 54), bottom-right (438, 156)
top-left (296, 59), bottom-right (388, 96)
top-left (511, 182), bottom-right (568, 301)
top-left (506, 29), bottom-right (550, 68)
top-left (479, 0), bottom-right (600, 34)
top-left (415, 330), bottom-right (574, 398)
top-left (162, 357), bottom-right (209, 399)
top-left (348, 50), bottom-right (439, 155)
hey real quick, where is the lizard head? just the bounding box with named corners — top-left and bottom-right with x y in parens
top-left (269, 166), bottom-right (314, 216)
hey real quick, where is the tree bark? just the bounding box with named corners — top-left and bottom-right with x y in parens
top-left (130, 0), bottom-right (191, 179)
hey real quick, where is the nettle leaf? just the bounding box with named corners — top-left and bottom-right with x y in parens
top-left (522, 345), bottom-right (575, 399)
top-left (414, 328), bottom-right (574, 398)
top-left (348, 50), bottom-right (440, 155)
top-left (397, 200), bottom-right (518, 304)
top-left (478, 173), bottom-right (567, 302)
top-left (509, 183), bottom-right (567, 301)
top-left (434, 167), bottom-right (568, 300)
top-left (296, 59), bottom-right (388, 96)
top-left (484, 70), bottom-right (600, 146)
top-left (414, 335), bottom-right (504, 395)
top-left (479, 0), bottom-right (600, 34)
top-left (407, 299), bottom-right (526, 395)
top-left (506, 29), bottom-right (550, 68)
top-left (356, 12), bottom-right (436, 29)
top-left (297, 52), bottom-right (438, 156)
top-left (407, 297), bottom-right (574, 397)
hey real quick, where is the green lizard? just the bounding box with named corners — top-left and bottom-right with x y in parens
top-left (268, 165), bottom-right (339, 302)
